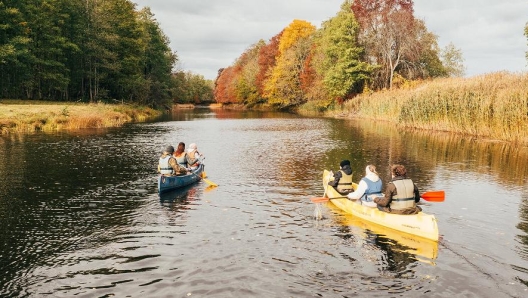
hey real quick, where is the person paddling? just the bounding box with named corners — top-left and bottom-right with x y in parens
top-left (374, 164), bottom-right (422, 215)
top-left (158, 145), bottom-right (188, 176)
top-left (328, 160), bottom-right (354, 195)
top-left (347, 165), bottom-right (383, 207)
top-left (173, 142), bottom-right (188, 168)
top-left (186, 143), bottom-right (203, 170)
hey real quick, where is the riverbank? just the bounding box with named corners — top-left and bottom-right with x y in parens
top-left (0, 100), bottom-right (162, 134)
top-left (299, 71), bottom-right (528, 145)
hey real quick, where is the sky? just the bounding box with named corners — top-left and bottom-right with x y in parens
top-left (134, 0), bottom-right (527, 81)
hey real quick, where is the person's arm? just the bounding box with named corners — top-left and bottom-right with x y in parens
top-left (413, 183), bottom-right (420, 202)
top-left (347, 180), bottom-right (367, 200)
top-left (169, 158), bottom-right (187, 175)
top-left (328, 171), bottom-right (342, 187)
top-left (374, 182), bottom-right (393, 207)
top-left (187, 154), bottom-right (198, 166)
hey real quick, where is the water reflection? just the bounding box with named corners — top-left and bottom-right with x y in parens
top-left (329, 204), bottom-right (438, 261)
top-left (159, 184), bottom-right (198, 207)
top-left (164, 106), bottom-right (300, 121)
top-left (1, 109), bottom-right (528, 297)
top-left (340, 119), bottom-right (528, 187)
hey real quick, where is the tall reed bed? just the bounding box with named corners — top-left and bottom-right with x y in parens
top-left (0, 101), bottom-right (161, 134)
top-left (341, 72), bottom-right (528, 144)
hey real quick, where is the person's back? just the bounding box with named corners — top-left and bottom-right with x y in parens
top-left (158, 146), bottom-right (175, 175)
top-left (347, 165), bottom-right (382, 206)
top-left (158, 145), bottom-right (188, 176)
top-left (174, 142), bottom-right (188, 168)
top-left (187, 143), bottom-right (202, 170)
top-left (374, 164), bottom-right (421, 215)
top-left (328, 160), bottom-right (354, 194)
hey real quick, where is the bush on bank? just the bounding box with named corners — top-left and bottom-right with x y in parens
top-left (298, 72), bottom-right (528, 145)
top-left (0, 100), bottom-right (162, 134)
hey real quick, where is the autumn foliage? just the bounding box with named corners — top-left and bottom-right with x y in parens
top-left (214, 0), bottom-right (460, 110)
top-left (257, 32), bottom-right (283, 96)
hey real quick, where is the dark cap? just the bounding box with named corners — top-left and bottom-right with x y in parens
top-left (164, 145), bottom-right (175, 154)
top-left (340, 160), bottom-right (350, 167)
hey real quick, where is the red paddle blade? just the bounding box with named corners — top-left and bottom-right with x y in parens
top-left (421, 191), bottom-right (445, 202)
top-left (310, 197), bottom-right (329, 203)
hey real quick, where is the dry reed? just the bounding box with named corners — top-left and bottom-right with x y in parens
top-left (0, 101), bottom-right (162, 134)
top-left (340, 72), bottom-right (528, 145)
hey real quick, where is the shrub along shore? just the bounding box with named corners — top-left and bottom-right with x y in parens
top-left (0, 100), bottom-right (162, 134)
top-left (2, 72), bottom-right (527, 145)
top-left (303, 71), bottom-right (528, 146)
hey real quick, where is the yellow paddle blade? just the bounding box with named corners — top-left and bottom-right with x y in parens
top-left (200, 171), bottom-right (217, 187)
top-left (203, 178), bottom-right (218, 187)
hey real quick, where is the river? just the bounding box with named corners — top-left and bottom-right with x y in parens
top-left (1, 108), bottom-right (527, 297)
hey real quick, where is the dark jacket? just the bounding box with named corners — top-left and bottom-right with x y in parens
top-left (374, 176), bottom-right (422, 215)
top-left (328, 165), bottom-right (353, 193)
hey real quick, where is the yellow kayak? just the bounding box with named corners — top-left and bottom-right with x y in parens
top-left (322, 170), bottom-right (439, 241)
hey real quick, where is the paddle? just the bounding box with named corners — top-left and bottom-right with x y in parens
top-left (314, 173), bottom-right (337, 219)
top-left (201, 170), bottom-right (218, 187)
top-left (311, 196), bottom-right (347, 203)
top-left (420, 190), bottom-right (445, 202)
top-left (191, 160), bottom-right (218, 187)
top-left (310, 191), bottom-right (445, 204)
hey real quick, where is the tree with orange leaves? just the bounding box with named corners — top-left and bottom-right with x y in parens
top-left (214, 66), bottom-right (238, 104)
top-left (256, 31), bottom-right (283, 96)
top-left (233, 41), bottom-right (265, 106)
top-left (263, 19), bottom-right (316, 108)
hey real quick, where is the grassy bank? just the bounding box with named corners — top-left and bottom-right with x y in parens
top-left (0, 100), bottom-right (162, 134)
top-left (305, 72), bottom-right (528, 145)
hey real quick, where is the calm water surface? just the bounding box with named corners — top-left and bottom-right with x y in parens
top-left (1, 108), bottom-right (527, 297)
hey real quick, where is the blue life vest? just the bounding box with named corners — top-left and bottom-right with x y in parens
top-left (361, 177), bottom-right (383, 201)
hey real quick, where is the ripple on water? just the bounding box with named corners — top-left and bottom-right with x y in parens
top-left (2, 114), bottom-right (528, 297)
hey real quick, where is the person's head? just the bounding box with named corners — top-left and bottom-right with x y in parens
top-left (189, 143), bottom-right (197, 151)
top-left (175, 142), bottom-right (185, 155)
top-left (164, 145), bottom-right (174, 155)
top-left (366, 164), bottom-right (378, 176)
top-left (340, 160), bottom-right (350, 169)
top-left (391, 164), bottom-right (407, 177)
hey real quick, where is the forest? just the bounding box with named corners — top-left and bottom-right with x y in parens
top-left (2, 0), bottom-right (525, 118)
top-left (0, 0), bottom-right (213, 108)
top-left (214, 0), bottom-right (465, 111)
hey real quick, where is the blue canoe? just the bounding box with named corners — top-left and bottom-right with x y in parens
top-left (157, 164), bottom-right (204, 194)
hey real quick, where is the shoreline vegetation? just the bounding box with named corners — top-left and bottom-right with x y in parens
top-left (1, 72), bottom-right (527, 146)
top-left (300, 71), bottom-right (528, 146)
top-left (0, 100), bottom-right (162, 134)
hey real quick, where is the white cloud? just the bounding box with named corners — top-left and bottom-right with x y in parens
top-left (414, 0), bottom-right (527, 76)
top-left (135, 0), bottom-right (528, 80)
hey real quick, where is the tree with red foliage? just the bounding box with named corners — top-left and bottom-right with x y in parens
top-left (263, 20), bottom-right (315, 108)
top-left (214, 66), bottom-right (238, 104)
top-left (256, 31), bottom-right (283, 96)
